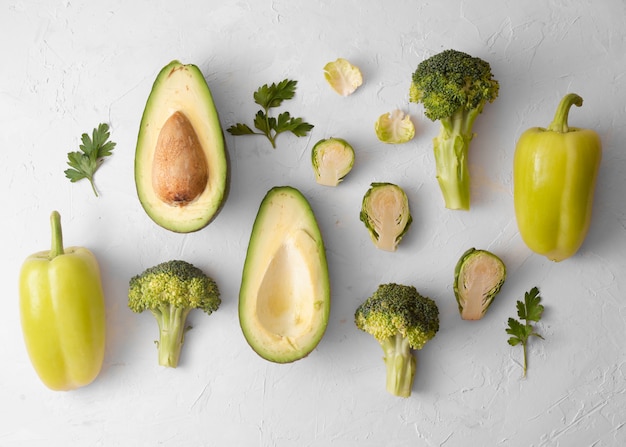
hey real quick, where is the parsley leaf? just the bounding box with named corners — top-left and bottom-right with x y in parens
top-left (64, 123), bottom-right (116, 197)
top-left (227, 123), bottom-right (255, 136)
top-left (506, 286), bottom-right (545, 378)
top-left (227, 79), bottom-right (314, 148)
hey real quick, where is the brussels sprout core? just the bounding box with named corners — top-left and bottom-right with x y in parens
top-left (311, 137), bottom-right (355, 186)
top-left (453, 248), bottom-right (506, 320)
top-left (359, 182), bottom-right (412, 252)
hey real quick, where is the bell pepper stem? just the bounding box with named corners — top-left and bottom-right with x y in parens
top-left (49, 211), bottom-right (65, 259)
top-left (547, 93), bottom-right (583, 133)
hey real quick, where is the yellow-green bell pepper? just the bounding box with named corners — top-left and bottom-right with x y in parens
top-left (19, 211), bottom-right (106, 390)
top-left (513, 93), bottom-right (602, 262)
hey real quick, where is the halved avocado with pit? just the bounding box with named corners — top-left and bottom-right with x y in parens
top-left (239, 186), bottom-right (330, 363)
top-left (135, 60), bottom-right (229, 233)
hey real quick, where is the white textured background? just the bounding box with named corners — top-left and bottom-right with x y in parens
top-left (2, 1), bottom-right (625, 446)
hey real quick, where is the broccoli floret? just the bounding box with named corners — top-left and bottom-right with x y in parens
top-left (355, 283), bottom-right (439, 397)
top-left (128, 260), bottom-right (221, 368)
top-left (409, 49), bottom-right (499, 210)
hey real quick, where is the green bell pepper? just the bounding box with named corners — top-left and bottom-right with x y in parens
top-left (513, 93), bottom-right (602, 262)
top-left (19, 211), bottom-right (106, 390)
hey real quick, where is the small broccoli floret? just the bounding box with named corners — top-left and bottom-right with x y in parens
top-left (355, 283), bottom-right (439, 397)
top-left (128, 260), bottom-right (221, 368)
top-left (409, 49), bottom-right (499, 210)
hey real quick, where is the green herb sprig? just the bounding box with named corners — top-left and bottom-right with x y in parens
top-left (227, 79), bottom-right (314, 149)
top-left (64, 123), bottom-right (116, 197)
top-left (506, 286), bottom-right (545, 378)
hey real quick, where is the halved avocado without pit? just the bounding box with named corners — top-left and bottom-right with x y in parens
top-left (135, 60), bottom-right (229, 233)
top-left (239, 186), bottom-right (330, 363)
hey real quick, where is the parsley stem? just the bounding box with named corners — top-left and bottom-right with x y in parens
top-left (88, 177), bottom-right (99, 197)
top-left (264, 106), bottom-right (277, 149)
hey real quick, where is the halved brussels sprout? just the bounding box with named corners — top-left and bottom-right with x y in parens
top-left (359, 182), bottom-right (412, 252)
top-left (311, 137), bottom-right (355, 186)
top-left (453, 248), bottom-right (506, 320)
top-left (374, 110), bottom-right (415, 144)
top-left (323, 58), bottom-right (363, 96)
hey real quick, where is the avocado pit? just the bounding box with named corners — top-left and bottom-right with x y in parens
top-left (152, 111), bottom-right (209, 206)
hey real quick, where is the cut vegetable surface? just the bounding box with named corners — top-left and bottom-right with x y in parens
top-left (311, 137), bottom-right (355, 186)
top-left (239, 186), bottom-right (330, 363)
top-left (375, 110), bottom-right (415, 144)
top-left (135, 60), bottom-right (229, 233)
top-left (323, 58), bottom-right (363, 96)
top-left (453, 247), bottom-right (506, 320)
top-left (360, 182), bottom-right (412, 252)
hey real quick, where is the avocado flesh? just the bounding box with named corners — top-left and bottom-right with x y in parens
top-left (135, 60), bottom-right (229, 233)
top-left (239, 186), bottom-right (330, 363)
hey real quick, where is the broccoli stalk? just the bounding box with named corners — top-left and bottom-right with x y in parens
top-left (381, 333), bottom-right (416, 398)
top-left (128, 260), bottom-right (221, 368)
top-left (151, 304), bottom-right (193, 368)
top-left (433, 107), bottom-right (481, 210)
top-left (410, 49), bottom-right (499, 210)
top-left (355, 283), bottom-right (439, 397)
